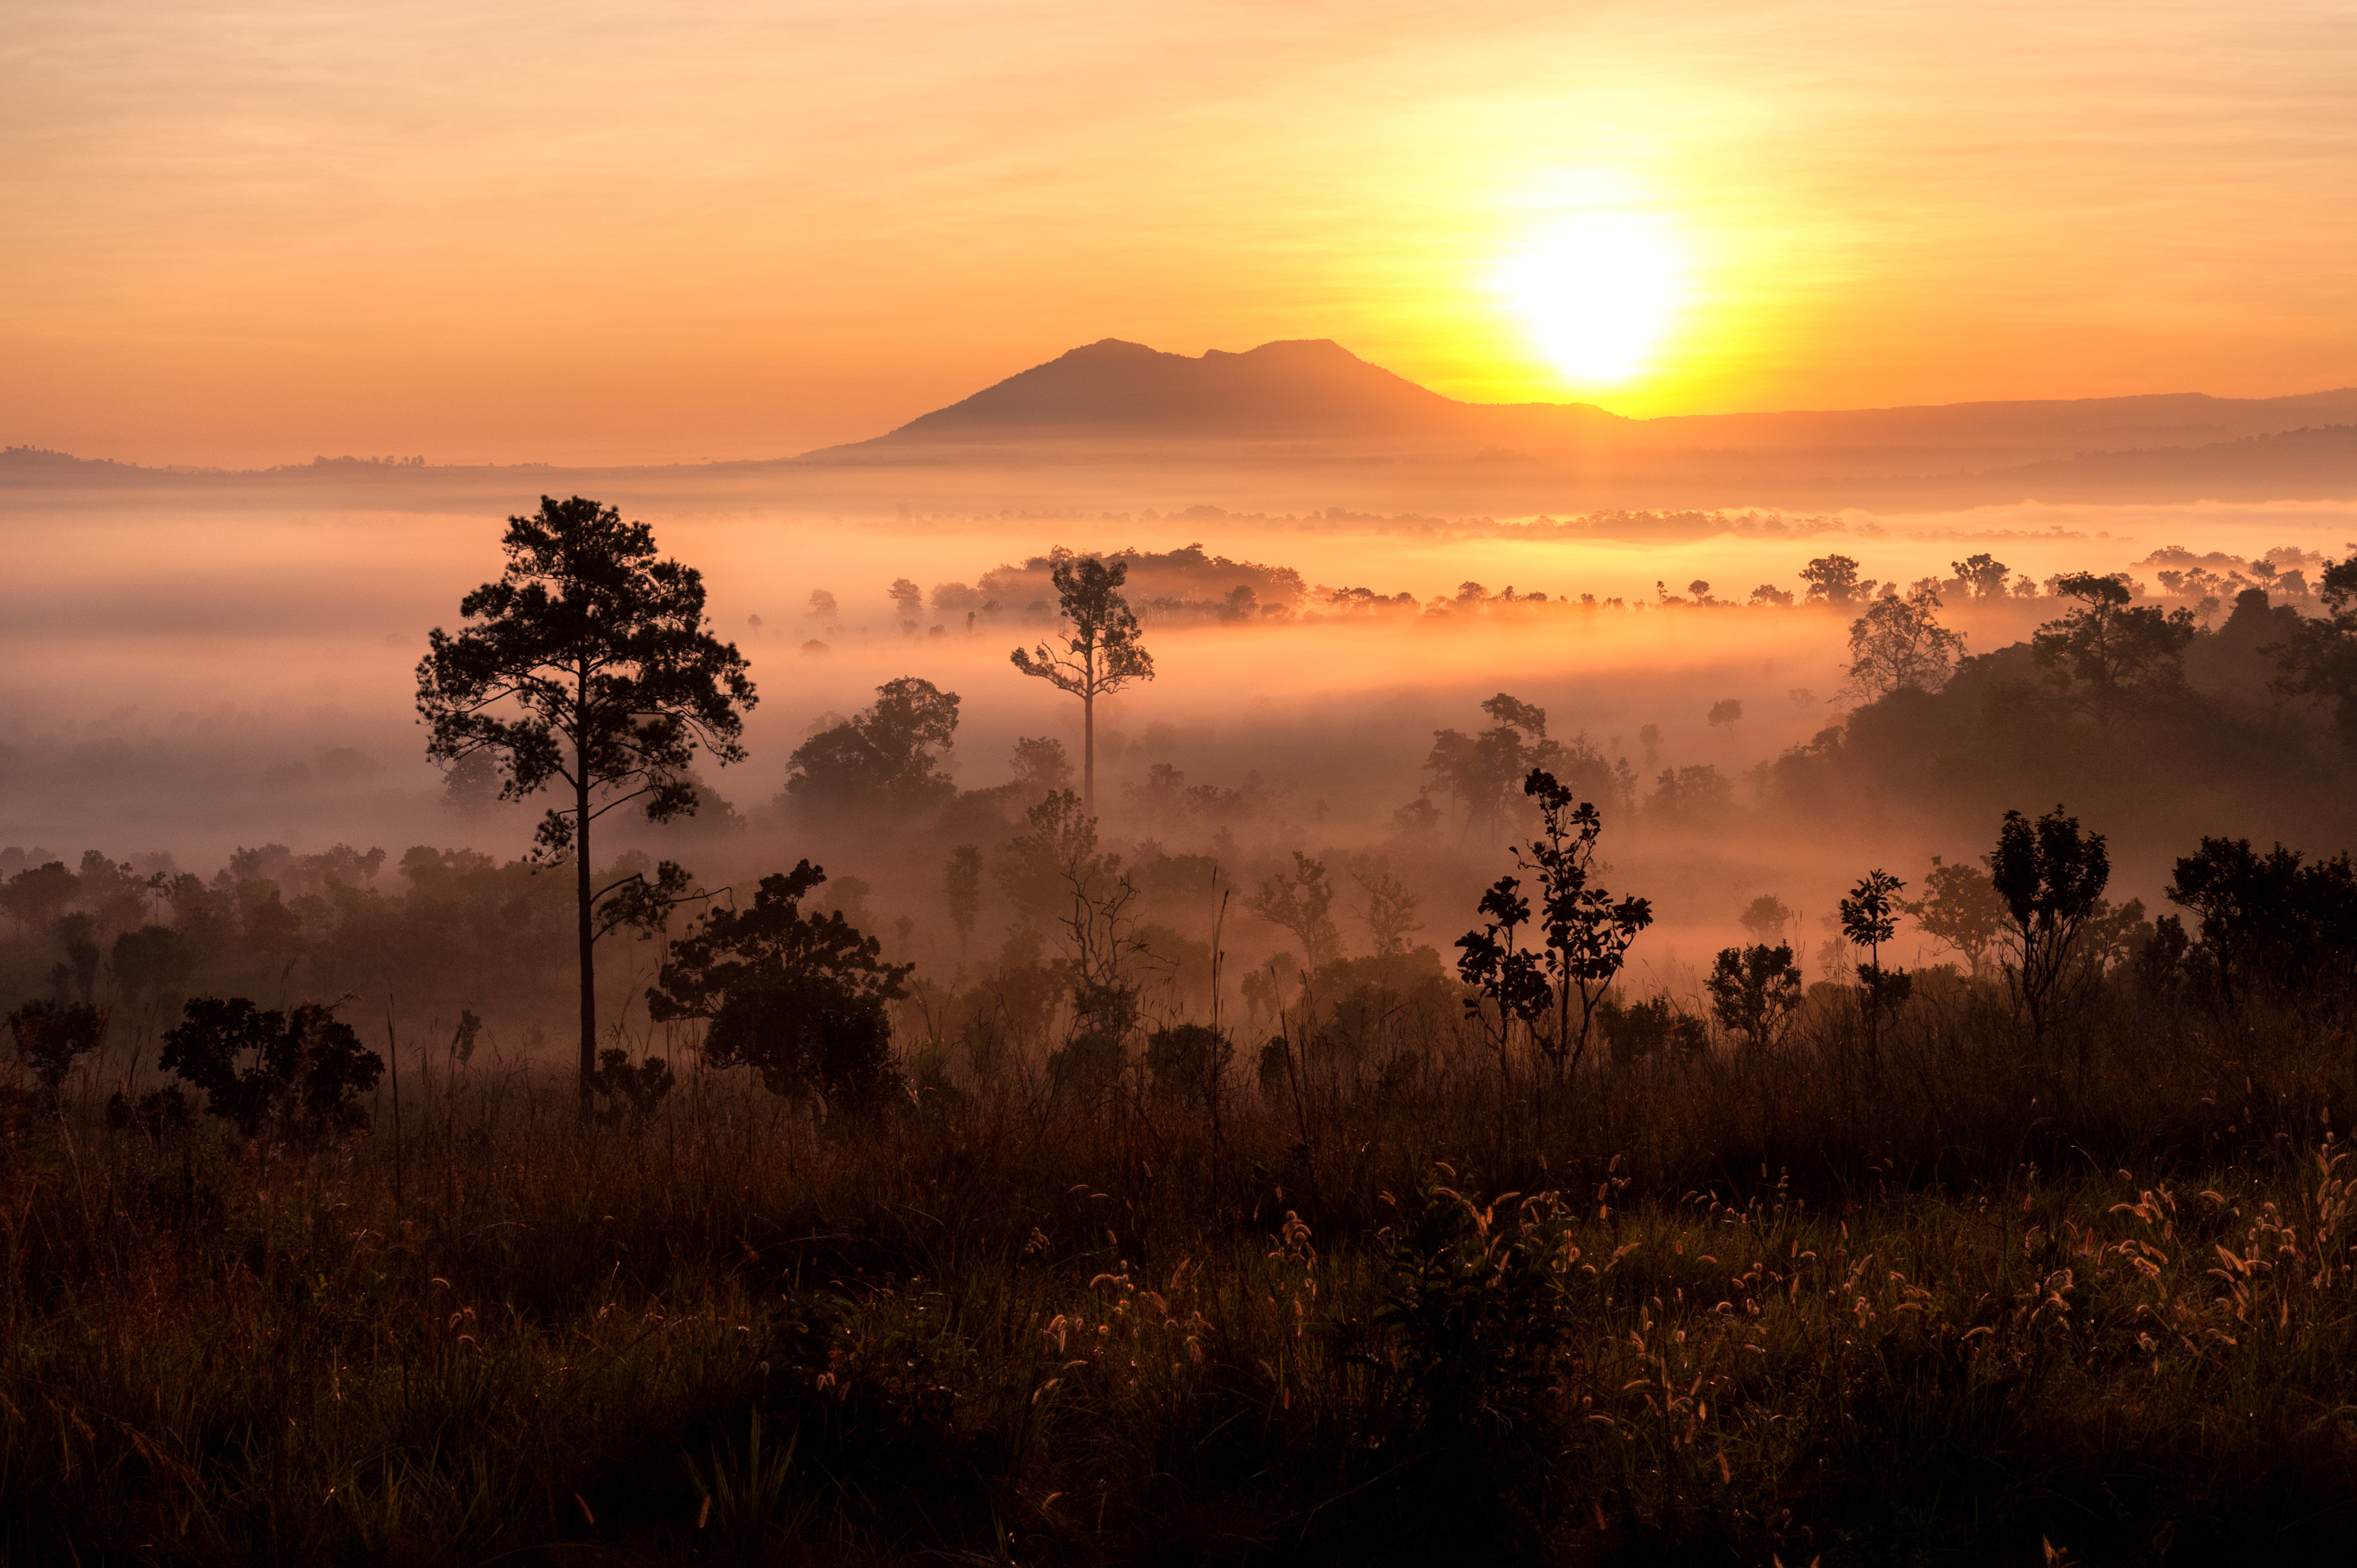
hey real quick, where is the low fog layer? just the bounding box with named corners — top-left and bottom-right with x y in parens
top-left (3, 473), bottom-right (2351, 1062)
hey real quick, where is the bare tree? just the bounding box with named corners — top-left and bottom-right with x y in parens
top-left (1352, 866), bottom-right (1424, 958)
top-left (998, 790), bottom-right (1143, 1094)
top-left (1250, 852), bottom-right (1343, 974)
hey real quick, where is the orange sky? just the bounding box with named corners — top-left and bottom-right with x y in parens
top-left (6, 0), bottom-right (2354, 467)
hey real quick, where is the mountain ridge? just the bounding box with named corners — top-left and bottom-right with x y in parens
top-left (876, 337), bottom-right (1621, 441)
top-left (852, 337), bottom-right (2357, 467)
top-left (10, 340), bottom-right (2357, 509)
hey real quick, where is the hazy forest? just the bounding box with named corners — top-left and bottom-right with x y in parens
top-left (6, 492), bottom-right (2357, 1566)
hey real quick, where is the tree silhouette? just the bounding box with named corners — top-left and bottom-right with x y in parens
top-left (415, 496), bottom-right (756, 1116)
top-left (996, 790), bottom-right (1143, 1095)
top-left (1425, 693), bottom-right (1597, 840)
top-left (1951, 553), bottom-right (2012, 598)
top-left (50, 912), bottom-right (101, 1004)
top-left (1009, 735), bottom-right (1074, 798)
top-left (1800, 555), bottom-right (1874, 605)
top-left (159, 997), bottom-right (382, 1138)
top-left (1144, 1022), bottom-right (1231, 1109)
top-left (1990, 805), bottom-right (2109, 1041)
top-left (944, 845), bottom-right (983, 958)
top-left (785, 676), bottom-right (961, 823)
top-left (586, 1048), bottom-right (674, 1128)
top-left (1646, 764), bottom-right (1736, 827)
top-left (1010, 550), bottom-right (1155, 815)
top-left (6, 998), bottom-right (105, 1105)
top-left (111, 924), bottom-right (191, 1002)
top-left (1843, 586), bottom-right (1967, 700)
top-left (2030, 572), bottom-right (2194, 732)
top-left (1903, 858), bottom-right (2008, 977)
top-left (2269, 553), bottom-right (2357, 742)
top-left (1247, 852), bottom-right (1342, 973)
top-left (648, 861), bottom-right (910, 1113)
top-left (1353, 867), bottom-right (1424, 958)
top-left (2165, 836), bottom-right (2357, 1009)
top-left (1839, 869), bottom-right (1909, 1057)
top-left (1738, 894), bottom-right (1793, 942)
top-left (440, 750), bottom-right (500, 815)
top-left (1, 860), bottom-right (77, 936)
top-left (1705, 943), bottom-right (1802, 1050)
top-left (1456, 768), bottom-right (1653, 1087)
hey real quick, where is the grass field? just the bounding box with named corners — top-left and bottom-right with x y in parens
top-left (7, 975), bottom-right (2357, 1566)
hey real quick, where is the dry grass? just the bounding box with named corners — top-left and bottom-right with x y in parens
top-left (6, 978), bottom-right (2357, 1565)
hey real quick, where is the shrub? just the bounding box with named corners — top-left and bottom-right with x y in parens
top-left (1144, 1021), bottom-right (1230, 1104)
top-left (1991, 805), bottom-right (2111, 1036)
top-left (158, 997), bottom-right (382, 1137)
top-left (649, 860), bottom-right (911, 1113)
top-left (1706, 942), bottom-right (1803, 1049)
top-left (104, 1085), bottom-right (192, 1136)
top-left (1456, 766), bottom-right (1653, 1080)
top-left (586, 1048), bottom-right (675, 1127)
top-left (1256, 1035), bottom-right (1292, 1103)
top-left (1049, 979), bottom-right (1137, 1098)
top-left (5, 998), bottom-right (106, 1101)
top-left (2166, 836), bottom-right (2357, 1008)
top-left (1373, 1181), bottom-right (1583, 1541)
top-left (1595, 994), bottom-right (1708, 1061)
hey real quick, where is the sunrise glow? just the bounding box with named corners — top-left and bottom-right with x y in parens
top-left (1491, 211), bottom-right (1691, 387)
top-left (6, 2), bottom-right (2351, 463)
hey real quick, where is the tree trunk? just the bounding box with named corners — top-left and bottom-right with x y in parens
top-left (576, 764), bottom-right (596, 1122)
top-left (1082, 687), bottom-right (1095, 818)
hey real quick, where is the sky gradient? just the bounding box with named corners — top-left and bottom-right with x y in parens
top-left (7, 0), bottom-right (2354, 467)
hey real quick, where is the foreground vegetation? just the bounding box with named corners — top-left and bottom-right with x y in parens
top-left (9, 972), bottom-right (2357, 1566)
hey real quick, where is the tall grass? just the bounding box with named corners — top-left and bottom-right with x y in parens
top-left (6, 977), bottom-right (2357, 1564)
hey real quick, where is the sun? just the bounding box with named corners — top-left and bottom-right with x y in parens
top-left (1491, 211), bottom-right (1690, 387)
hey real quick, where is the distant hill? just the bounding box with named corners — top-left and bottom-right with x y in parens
top-left (1948, 422), bottom-right (2357, 504)
top-left (11, 346), bottom-right (2357, 514)
top-left (852, 339), bottom-right (2357, 477)
top-left (875, 338), bottom-right (1578, 441)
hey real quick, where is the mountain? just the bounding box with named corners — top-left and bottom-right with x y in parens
top-left (11, 343), bottom-right (2356, 515)
top-left (854, 337), bottom-right (2357, 477)
top-left (873, 337), bottom-right (1622, 441)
